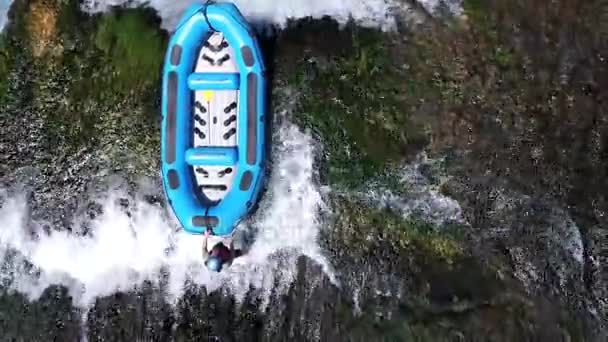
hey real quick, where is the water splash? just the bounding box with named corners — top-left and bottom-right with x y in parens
top-left (0, 115), bottom-right (336, 309)
top-left (80, 0), bottom-right (401, 32)
top-left (357, 153), bottom-right (465, 228)
top-left (0, 0), bottom-right (10, 31)
top-left (417, 0), bottom-right (463, 17)
top-left (1, 0), bottom-right (465, 36)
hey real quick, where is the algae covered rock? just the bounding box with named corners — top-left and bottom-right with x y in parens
top-left (0, 0), bottom-right (166, 229)
top-left (271, 0), bottom-right (607, 339)
top-left (273, 17), bottom-right (429, 189)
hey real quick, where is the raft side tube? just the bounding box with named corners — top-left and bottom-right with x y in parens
top-left (160, 2), bottom-right (266, 236)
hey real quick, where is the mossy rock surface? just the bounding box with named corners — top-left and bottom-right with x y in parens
top-left (272, 18), bottom-right (429, 189)
top-left (0, 0), bottom-right (167, 234)
top-left (0, 0), bottom-right (607, 340)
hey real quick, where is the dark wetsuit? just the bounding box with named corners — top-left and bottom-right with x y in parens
top-left (202, 238), bottom-right (243, 268)
top-left (212, 243), bottom-right (232, 261)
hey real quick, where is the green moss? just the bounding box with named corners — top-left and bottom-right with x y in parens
top-left (0, 35), bottom-right (10, 101)
top-left (30, 3), bottom-right (167, 155)
top-left (0, 0), bottom-right (31, 104)
top-left (55, 5), bottom-right (166, 108)
top-left (463, 0), bottom-right (483, 22)
top-left (333, 195), bottom-right (465, 262)
top-left (289, 24), bottom-right (428, 189)
top-left (463, 0), bottom-right (497, 38)
top-left (0, 0), bottom-right (165, 165)
top-left (94, 9), bottom-right (166, 97)
top-left (493, 46), bottom-right (513, 68)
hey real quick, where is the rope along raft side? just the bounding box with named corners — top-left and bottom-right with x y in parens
top-left (161, 2), bottom-right (267, 236)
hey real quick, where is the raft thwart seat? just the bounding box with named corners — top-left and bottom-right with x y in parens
top-left (185, 146), bottom-right (238, 166)
top-left (187, 72), bottom-right (240, 90)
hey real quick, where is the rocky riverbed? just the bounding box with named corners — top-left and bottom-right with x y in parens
top-left (0, 0), bottom-right (606, 341)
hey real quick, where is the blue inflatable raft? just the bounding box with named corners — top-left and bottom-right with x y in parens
top-left (160, 2), bottom-right (266, 236)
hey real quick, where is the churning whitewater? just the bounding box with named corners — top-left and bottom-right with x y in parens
top-left (1, 0), bottom-right (464, 34)
top-left (80, 0), bottom-right (400, 31)
top-left (0, 115), bottom-right (336, 308)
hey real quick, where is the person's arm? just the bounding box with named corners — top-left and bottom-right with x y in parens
top-left (202, 229), bottom-right (210, 262)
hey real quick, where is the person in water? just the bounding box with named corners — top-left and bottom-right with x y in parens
top-left (202, 228), bottom-right (243, 272)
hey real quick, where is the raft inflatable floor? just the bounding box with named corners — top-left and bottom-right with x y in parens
top-left (161, 2), bottom-right (266, 236)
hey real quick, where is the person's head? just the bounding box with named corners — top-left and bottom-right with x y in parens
top-left (206, 255), bottom-right (223, 272)
top-left (205, 243), bottom-right (229, 272)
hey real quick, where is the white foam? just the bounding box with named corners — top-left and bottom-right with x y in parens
top-left (357, 153), bottom-right (465, 228)
top-left (0, 0), bottom-right (466, 40)
top-left (0, 0), bottom-right (11, 32)
top-left (0, 116), bottom-right (336, 309)
top-left (548, 207), bottom-right (584, 265)
top-left (80, 0), bottom-right (400, 32)
top-left (417, 0), bottom-right (463, 17)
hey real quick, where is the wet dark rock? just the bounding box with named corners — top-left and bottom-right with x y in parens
top-left (406, 0), bottom-right (608, 338)
top-left (1, 0), bottom-right (607, 340)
